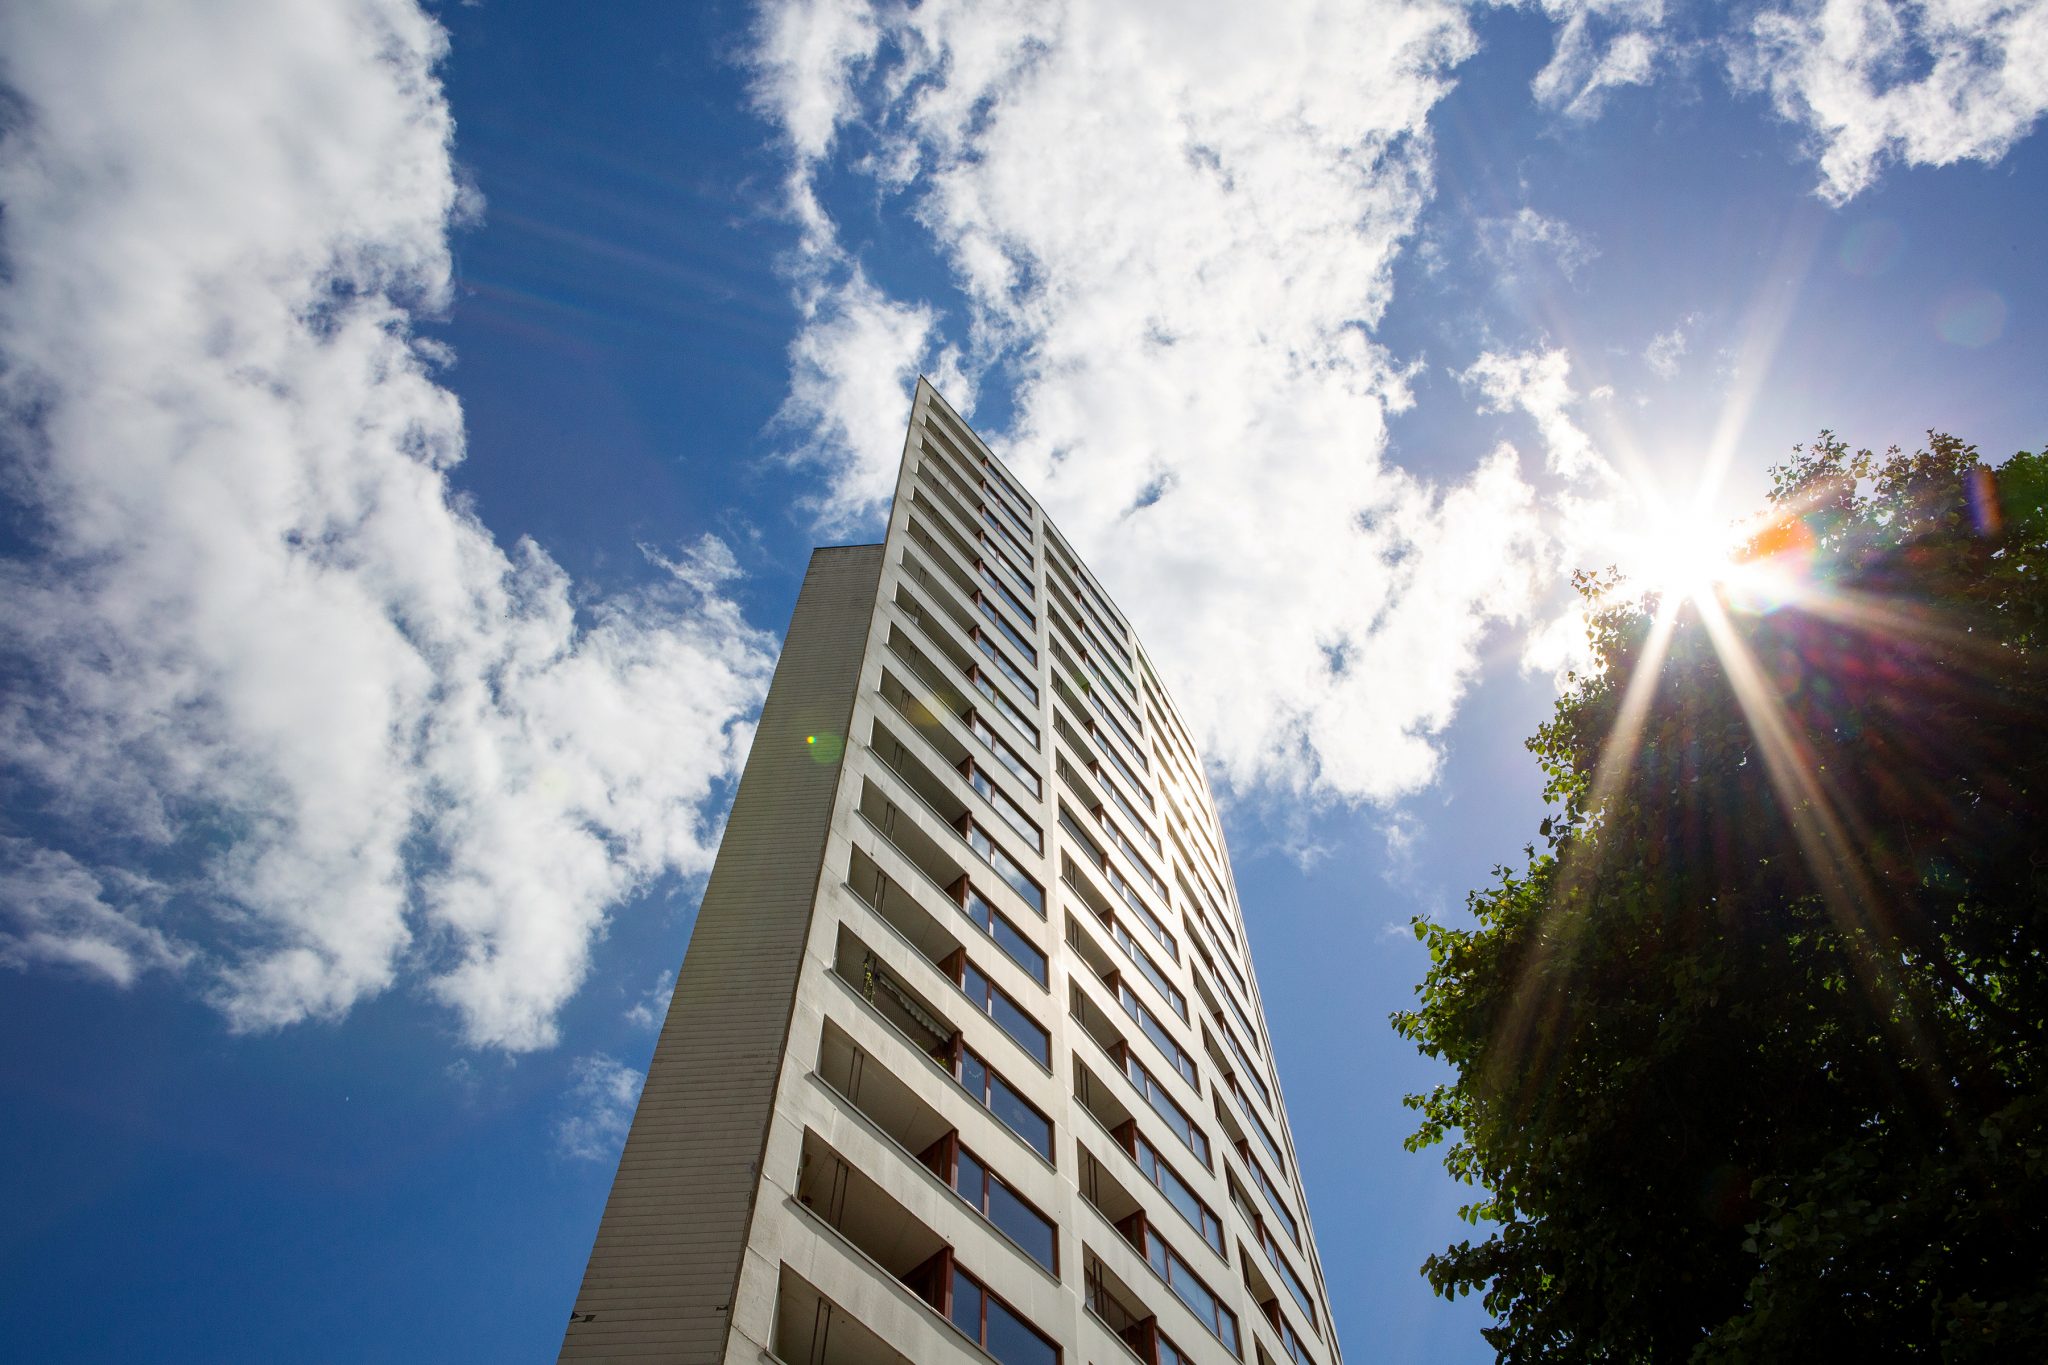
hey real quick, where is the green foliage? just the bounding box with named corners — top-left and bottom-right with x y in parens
top-left (1393, 434), bottom-right (2048, 1360)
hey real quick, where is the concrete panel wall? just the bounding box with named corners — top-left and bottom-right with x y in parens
top-left (559, 544), bottom-right (885, 1362)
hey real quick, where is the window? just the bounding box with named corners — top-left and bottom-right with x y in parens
top-left (968, 764), bottom-right (1043, 852)
top-left (973, 670), bottom-right (1040, 749)
top-left (976, 630), bottom-right (1039, 706)
top-left (980, 460), bottom-right (1032, 523)
top-left (978, 596), bottom-right (1038, 665)
top-left (1144, 1226), bottom-right (1239, 1356)
top-left (961, 960), bottom-right (1051, 1067)
top-left (1100, 813), bottom-right (1167, 899)
top-left (1261, 1224), bottom-right (1317, 1329)
top-left (957, 1044), bottom-right (1053, 1160)
top-left (1062, 807), bottom-right (1176, 961)
top-left (1269, 1302), bottom-right (1316, 1365)
top-left (950, 1265), bottom-right (1059, 1365)
top-left (978, 528), bottom-right (1035, 597)
top-left (971, 713), bottom-right (1042, 797)
top-left (1118, 981), bottom-right (1197, 1089)
top-left (984, 545), bottom-right (1037, 603)
top-left (1132, 1129), bottom-right (1224, 1256)
top-left (953, 1146), bottom-right (1056, 1272)
top-left (1242, 1149), bottom-right (1299, 1248)
top-left (1088, 690), bottom-right (1147, 770)
top-left (1108, 864), bottom-right (1177, 962)
top-left (1218, 1014), bottom-right (1272, 1111)
top-left (982, 507), bottom-right (1035, 566)
top-left (1092, 721), bottom-right (1150, 802)
top-left (963, 885), bottom-right (1048, 987)
top-left (1232, 1078), bottom-right (1286, 1174)
top-left (1124, 1051), bottom-right (1208, 1167)
top-left (967, 819), bottom-right (1044, 917)
top-left (1100, 777), bottom-right (1160, 853)
top-left (987, 490), bottom-right (1035, 548)
top-left (1111, 918), bottom-right (1187, 1022)
top-left (979, 560), bottom-right (1037, 629)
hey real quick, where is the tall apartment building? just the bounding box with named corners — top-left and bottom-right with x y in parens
top-left (560, 380), bottom-right (1340, 1365)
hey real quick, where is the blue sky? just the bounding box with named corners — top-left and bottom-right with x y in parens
top-left (1, 1), bottom-right (2043, 1360)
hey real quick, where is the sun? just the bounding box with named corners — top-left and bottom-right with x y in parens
top-left (1617, 494), bottom-right (1744, 609)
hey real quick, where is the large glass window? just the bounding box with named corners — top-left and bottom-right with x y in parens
top-left (1101, 814), bottom-right (1167, 899)
top-left (1112, 919), bottom-right (1187, 1022)
top-left (957, 1045), bottom-right (1052, 1160)
top-left (968, 765), bottom-right (1043, 852)
top-left (1233, 1078), bottom-right (1286, 1174)
top-left (972, 670), bottom-right (1040, 749)
top-left (963, 885), bottom-right (1048, 987)
top-left (1089, 690), bottom-right (1147, 770)
top-left (1063, 809), bottom-right (1176, 960)
top-left (980, 460), bottom-right (1032, 523)
top-left (1262, 1224), bottom-right (1317, 1329)
top-left (1093, 723), bottom-right (1150, 802)
top-left (1108, 865), bottom-right (1177, 963)
top-left (1144, 1227), bottom-right (1239, 1356)
top-left (961, 960), bottom-right (1051, 1067)
top-left (979, 561), bottom-right (1037, 629)
top-left (1132, 1129), bottom-right (1224, 1256)
top-left (1100, 776), bottom-right (1160, 853)
top-left (1118, 981), bottom-right (1197, 1089)
top-left (976, 631), bottom-right (1039, 706)
top-left (978, 596), bottom-right (1038, 665)
top-left (1124, 1051), bottom-right (1208, 1167)
top-left (950, 1268), bottom-right (1064, 1365)
top-left (978, 527), bottom-right (1035, 596)
top-left (1243, 1149), bottom-right (1300, 1247)
top-left (1219, 1015), bottom-right (1272, 1111)
top-left (981, 507), bottom-right (1035, 566)
top-left (953, 1147), bottom-right (1057, 1273)
top-left (971, 713), bottom-right (1042, 797)
top-left (968, 820), bottom-right (1044, 917)
top-left (983, 544), bottom-right (1036, 603)
top-left (1271, 1301), bottom-right (1317, 1365)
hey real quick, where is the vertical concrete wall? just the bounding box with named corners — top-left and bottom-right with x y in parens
top-left (559, 544), bottom-right (884, 1362)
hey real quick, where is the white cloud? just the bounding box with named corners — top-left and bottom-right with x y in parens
top-left (0, 841), bottom-right (191, 987)
top-left (555, 1053), bottom-right (645, 1161)
top-left (624, 969), bottom-right (676, 1030)
top-left (1476, 205), bottom-right (1599, 283)
top-left (776, 267), bottom-right (968, 531)
top-left (1519, 0), bottom-right (1670, 119)
top-left (1736, 0), bottom-right (2048, 203)
top-left (1462, 347), bottom-right (1606, 479)
top-left (751, 0), bottom-right (1565, 804)
top-left (1643, 313), bottom-right (1699, 377)
top-left (0, 0), bottom-right (774, 1048)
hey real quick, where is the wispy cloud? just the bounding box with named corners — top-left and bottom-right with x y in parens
top-left (0, 0), bottom-right (774, 1049)
top-left (1644, 312), bottom-right (1702, 378)
top-left (1476, 206), bottom-right (1600, 284)
top-left (1516, 0), bottom-right (1671, 120)
top-left (749, 0), bottom-right (1560, 804)
top-left (624, 969), bottom-right (676, 1030)
top-left (555, 1054), bottom-right (645, 1161)
top-left (1734, 0), bottom-right (2048, 203)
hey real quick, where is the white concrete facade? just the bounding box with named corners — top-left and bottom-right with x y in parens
top-left (562, 380), bottom-right (1340, 1365)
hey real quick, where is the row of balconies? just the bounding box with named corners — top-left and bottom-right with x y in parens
top-left (834, 766), bottom-right (1324, 1365)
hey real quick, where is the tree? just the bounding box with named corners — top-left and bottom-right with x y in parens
top-left (1393, 434), bottom-right (2048, 1361)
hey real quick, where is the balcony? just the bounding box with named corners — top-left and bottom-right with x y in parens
top-left (1083, 1248), bottom-right (1160, 1364)
top-left (772, 1264), bottom-right (915, 1365)
top-left (856, 753), bottom-right (1040, 925)
top-left (817, 1016), bottom-right (955, 1163)
top-left (794, 1127), bottom-right (951, 1307)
